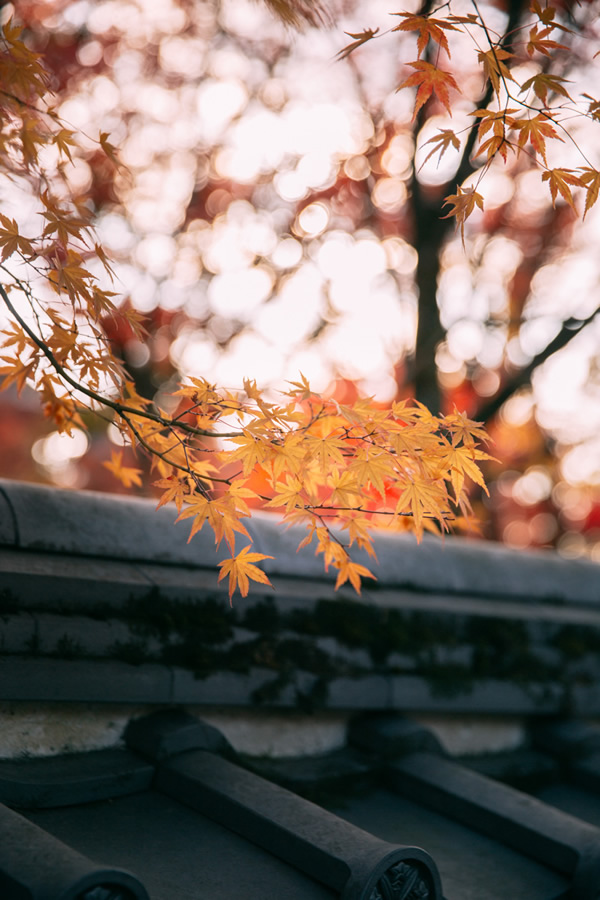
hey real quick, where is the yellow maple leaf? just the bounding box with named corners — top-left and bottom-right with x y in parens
top-left (394, 479), bottom-right (448, 536)
top-left (217, 546), bottom-right (274, 601)
top-left (266, 475), bottom-right (305, 512)
top-left (334, 557), bottom-right (377, 594)
top-left (153, 475), bottom-right (191, 513)
top-left (103, 450), bottom-right (142, 488)
top-left (348, 450), bottom-right (396, 499)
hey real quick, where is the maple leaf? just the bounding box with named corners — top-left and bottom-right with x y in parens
top-left (348, 450), bottom-right (396, 499)
top-left (334, 557), bottom-right (377, 594)
top-left (530, 1), bottom-right (572, 33)
top-left (513, 114), bottom-right (562, 163)
top-left (444, 409), bottom-right (489, 448)
top-left (442, 187), bottom-right (484, 246)
top-left (398, 61), bottom-right (460, 119)
top-left (477, 47), bottom-right (514, 97)
top-left (327, 468), bottom-right (362, 507)
top-left (285, 372), bottom-right (313, 400)
top-left (266, 475), bottom-right (305, 512)
top-left (99, 131), bottom-right (120, 166)
top-left (305, 427), bottom-right (347, 471)
top-left (54, 128), bottom-right (77, 162)
top-left (394, 479), bottom-right (448, 537)
top-left (541, 168), bottom-right (583, 211)
top-left (391, 14), bottom-right (458, 59)
top-left (335, 28), bottom-right (379, 61)
top-left (526, 25), bottom-right (568, 58)
top-left (217, 545), bottom-right (274, 601)
top-left (154, 475), bottom-right (191, 513)
top-left (520, 73), bottom-right (572, 106)
top-left (420, 129), bottom-right (461, 168)
top-left (440, 443), bottom-right (491, 501)
top-left (103, 450), bottom-right (142, 488)
top-left (0, 215), bottom-right (30, 261)
top-left (579, 168), bottom-right (600, 218)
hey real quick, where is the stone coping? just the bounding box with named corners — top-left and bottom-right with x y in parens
top-left (1, 477), bottom-right (600, 604)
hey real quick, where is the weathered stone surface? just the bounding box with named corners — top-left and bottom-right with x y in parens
top-left (4, 481), bottom-right (600, 612)
top-left (248, 748), bottom-right (374, 797)
top-left (0, 486), bottom-right (16, 546)
top-left (157, 748), bottom-right (443, 900)
top-left (0, 747), bottom-right (154, 808)
top-left (532, 720), bottom-right (600, 760)
top-left (0, 658), bottom-right (172, 703)
top-left (0, 478), bottom-right (218, 564)
top-left (0, 801), bottom-right (150, 899)
top-left (348, 714), bottom-right (444, 759)
top-left (0, 613), bottom-right (35, 653)
top-left (388, 751), bottom-right (600, 888)
top-left (0, 548), bottom-right (153, 611)
top-left (125, 708), bottom-right (233, 761)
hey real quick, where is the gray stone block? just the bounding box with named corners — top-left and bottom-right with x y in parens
top-left (0, 486), bottom-right (16, 546)
top-left (532, 720), bottom-right (600, 760)
top-left (0, 801), bottom-right (149, 899)
top-left (0, 478), bottom-right (219, 565)
top-left (125, 709), bottom-right (233, 761)
top-left (0, 748), bottom-right (154, 808)
top-left (348, 714), bottom-right (445, 758)
top-left (248, 747), bottom-right (374, 795)
top-left (388, 751), bottom-right (600, 893)
top-left (326, 676), bottom-right (391, 710)
top-left (0, 548), bottom-right (152, 612)
top-left (33, 614), bottom-right (137, 659)
top-left (157, 749), bottom-right (443, 900)
top-left (0, 658), bottom-right (172, 703)
top-left (0, 614), bottom-right (35, 654)
top-left (171, 667), bottom-right (279, 706)
top-left (388, 675), bottom-right (564, 714)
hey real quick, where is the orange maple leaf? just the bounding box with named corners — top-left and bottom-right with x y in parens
top-left (477, 47), bottom-right (514, 96)
top-left (391, 14), bottom-right (459, 58)
top-left (420, 129), bottom-right (461, 168)
top-left (442, 187), bottom-right (484, 246)
top-left (541, 168), bottom-right (583, 211)
top-left (217, 546), bottom-right (274, 601)
top-left (513, 114), bottom-right (562, 163)
top-left (398, 61), bottom-right (460, 119)
top-left (335, 28), bottom-right (379, 61)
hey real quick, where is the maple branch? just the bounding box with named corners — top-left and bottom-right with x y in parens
top-left (0, 280), bottom-right (243, 441)
top-left (475, 307), bottom-right (600, 423)
top-left (410, 0), bottom-right (524, 413)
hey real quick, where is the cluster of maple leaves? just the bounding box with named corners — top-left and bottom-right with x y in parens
top-left (0, 3), bottom-right (597, 596)
top-left (341, 2), bottom-right (599, 241)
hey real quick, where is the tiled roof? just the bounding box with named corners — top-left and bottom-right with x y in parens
top-left (3, 710), bottom-right (600, 898)
top-left (2, 479), bottom-right (600, 897)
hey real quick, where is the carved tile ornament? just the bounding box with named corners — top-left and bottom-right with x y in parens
top-left (370, 860), bottom-right (431, 900)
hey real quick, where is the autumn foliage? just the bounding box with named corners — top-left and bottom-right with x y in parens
top-left (0, 2), bottom-right (597, 595)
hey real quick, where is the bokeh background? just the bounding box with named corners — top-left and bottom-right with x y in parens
top-left (3, 0), bottom-right (600, 558)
